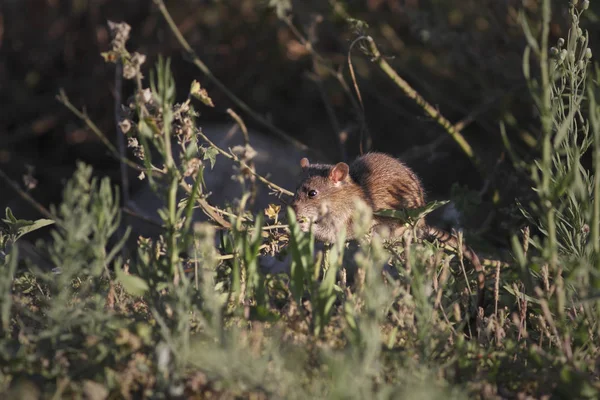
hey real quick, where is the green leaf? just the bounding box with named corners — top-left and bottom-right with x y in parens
top-left (15, 219), bottom-right (55, 241)
top-left (138, 119), bottom-right (155, 139)
top-left (503, 284), bottom-right (540, 304)
top-left (115, 267), bottom-right (149, 297)
top-left (3, 208), bottom-right (55, 241)
top-left (203, 147), bottom-right (219, 169)
top-left (553, 103), bottom-right (579, 148)
top-left (287, 207), bottom-right (308, 305)
top-left (374, 200), bottom-right (450, 223)
top-left (4, 208), bottom-right (17, 224)
top-left (249, 305), bottom-right (281, 322)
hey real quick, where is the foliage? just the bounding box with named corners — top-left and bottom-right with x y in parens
top-left (1, 0), bottom-right (600, 399)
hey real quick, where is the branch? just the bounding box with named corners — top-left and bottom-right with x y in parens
top-left (154, 0), bottom-right (313, 153)
top-left (361, 36), bottom-right (483, 172)
top-left (195, 128), bottom-right (294, 197)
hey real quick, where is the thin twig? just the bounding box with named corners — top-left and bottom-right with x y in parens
top-left (494, 257), bottom-right (501, 319)
top-left (114, 59), bottom-right (129, 206)
top-left (307, 71), bottom-right (346, 161)
top-left (348, 36), bottom-right (371, 155)
top-left (227, 109), bottom-right (258, 206)
top-left (154, 0), bottom-right (314, 154)
top-left (122, 206), bottom-right (164, 229)
top-left (59, 93), bottom-right (243, 232)
top-left (113, 57), bottom-right (130, 259)
top-left (283, 16), bottom-right (361, 160)
top-left (227, 109), bottom-right (250, 146)
top-left (179, 183), bottom-right (232, 229)
top-left (57, 90), bottom-right (152, 174)
top-left (195, 128), bottom-right (294, 197)
top-left (455, 231), bottom-right (473, 297)
top-left (0, 168), bottom-right (55, 221)
top-left (361, 36), bottom-right (482, 172)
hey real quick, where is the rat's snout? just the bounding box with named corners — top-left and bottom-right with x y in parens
top-left (290, 195), bottom-right (300, 214)
top-left (291, 203), bottom-right (302, 218)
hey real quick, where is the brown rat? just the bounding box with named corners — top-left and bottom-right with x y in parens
top-left (291, 152), bottom-right (485, 306)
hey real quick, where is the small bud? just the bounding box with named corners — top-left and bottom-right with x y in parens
top-left (550, 47), bottom-right (559, 56)
top-left (577, 27), bottom-right (583, 37)
top-left (571, 0), bottom-right (578, 5)
top-left (582, 224), bottom-right (590, 235)
top-left (108, 21), bottom-right (131, 52)
top-left (560, 49), bottom-right (568, 61)
top-left (141, 88), bottom-right (152, 103)
top-left (558, 38), bottom-right (565, 47)
top-left (183, 158), bottom-right (201, 177)
top-left (578, 60), bottom-right (585, 70)
top-left (572, 14), bottom-right (578, 23)
top-left (583, 0), bottom-right (589, 9)
top-left (585, 48), bottom-right (592, 60)
top-left (122, 63), bottom-right (136, 80)
top-left (131, 52), bottom-right (146, 66)
top-left (569, 52), bottom-right (576, 63)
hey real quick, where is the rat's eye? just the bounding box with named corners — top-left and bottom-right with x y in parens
top-left (308, 189), bottom-right (318, 198)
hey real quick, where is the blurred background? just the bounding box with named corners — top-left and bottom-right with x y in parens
top-left (1, 0), bottom-right (599, 250)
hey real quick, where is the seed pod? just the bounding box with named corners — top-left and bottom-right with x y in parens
top-left (560, 49), bottom-right (568, 62)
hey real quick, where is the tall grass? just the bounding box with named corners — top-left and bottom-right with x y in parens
top-left (1, 0), bottom-right (599, 398)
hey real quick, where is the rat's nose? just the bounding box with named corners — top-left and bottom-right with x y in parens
top-left (290, 200), bottom-right (299, 214)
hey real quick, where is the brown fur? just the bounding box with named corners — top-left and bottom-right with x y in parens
top-left (291, 152), bottom-right (485, 307)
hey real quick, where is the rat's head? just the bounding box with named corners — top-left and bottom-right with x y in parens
top-left (291, 157), bottom-right (358, 243)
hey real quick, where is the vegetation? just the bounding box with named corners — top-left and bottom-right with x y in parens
top-left (1, 0), bottom-right (600, 398)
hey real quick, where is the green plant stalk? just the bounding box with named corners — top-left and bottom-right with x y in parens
top-left (539, 0), bottom-right (558, 273)
top-left (1, 245), bottom-right (18, 332)
top-left (591, 80), bottom-right (600, 259)
top-left (167, 176), bottom-right (179, 280)
top-left (57, 90), bottom-right (149, 174)
top-left (158, 77), bottom-right (180, 280)
top-left (182, 166), bottom-right (205, 251)
top-left (594, 147), bottom-right (600, 254)
top-left (164, 130), bottom-right (179, 279)
top-left (363, 36), bottom-right (481, 172)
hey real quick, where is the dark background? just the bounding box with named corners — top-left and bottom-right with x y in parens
top-left (1, 0), bottom-right (599, 249)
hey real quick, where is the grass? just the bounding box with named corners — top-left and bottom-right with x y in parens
top-left (1, 0), bottom-right (600, 398)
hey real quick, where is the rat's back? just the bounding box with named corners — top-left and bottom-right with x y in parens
top-left (350, 152), bottom-right (425, 211)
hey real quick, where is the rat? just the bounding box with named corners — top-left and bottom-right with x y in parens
top-left (291, 152), bottom-right (485, 306)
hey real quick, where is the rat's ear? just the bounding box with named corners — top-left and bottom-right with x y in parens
top-left (300, 158), bottom-right (310, 169)
top-left (329, 162), bottom-right (349, 183)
